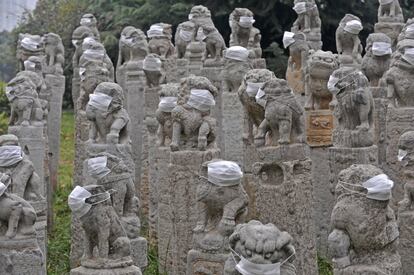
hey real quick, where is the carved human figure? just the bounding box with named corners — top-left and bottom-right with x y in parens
top-left (80, 13), bottom-right (100, 41)
top-left (86, 82), bottom-right (130, 145)
top-left (328, 164), bottom-right (402, 274)
top-left (155, 83), bottom-right (179, 146)
top-left (397, 131), bottom-right (414, 212)
top-left (170, 75), bottom-right (218, 151)
top-left (0, 134), bottom-right (44, 202)
top-left (304, 50), bottom-right (339, 110)
top-left (147, 23), bottom-right (175, 59)
top-left (16, 33), bottom-right (44, 71)
top-left (291, 0), bottom-right (321, 35)
top-left (223, 220), bottom-right (296, 275)
top-left (223, 46), bottom-right (253, 93)
top-left (192, 160), bottom-right (248, 252)
top-left (6, 74), bottom-right (44, 126)
top-left (378, 0), bottom-right (404, 23)
top-left (361, 33), bottom-right (392, 87)
top-left (43, 32), bottom-right (65, 75)
top-left (254, 78), bottom-right (305, 147)
top-left (175, 21), bottom-right (196, 59)
top-left (238, 69), bottom-right (275, 144)
top-left (229, 8), bottom-right (262, 59)
top-left (336, 14), bottom-right (363, 66)
top-left (117, 26), bottom-right (148, 70)
top-left (0, 172), bottom-right (37, 239)
top-left (143, 54), bottom-right (166, 87)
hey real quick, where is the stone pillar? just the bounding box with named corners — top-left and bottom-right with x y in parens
top-left (253, 144), bottom-right (318, 274)
top-left (186, 42), bottom-right (205, 76)
top-left (70, 266), bottom-right (142, 275)
top-left (372, 86), bottom-right (388, 165)
top-left (187, 251), bottom-right (228, 275)
top-left (176, 58), bottom-right (189, 80)
top-left (306, 109), bottom-right (333, 147)
top-left (375, 22), bottom-right (404, 49)
top-left (399, 205), bottom-right (414, 275)
top-left (158, 149), bottom-right (220, 275)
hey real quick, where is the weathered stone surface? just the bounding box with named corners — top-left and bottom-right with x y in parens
top-left (335, 14), bottom-right (363, 66)
top-left (70, 265), bottom-right (142, 275)
top-left (187, 250), bottom-right (228, 275)
top-left (306, 110), bottom-right (333, 147)
top-left (16, 33), bottom-right (44, 72)
top-left (372, 86), bottom-right (388, 165)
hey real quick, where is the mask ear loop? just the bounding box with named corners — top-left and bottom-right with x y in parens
top-left (229, 247), bottom-right (241, 264)
top-left (280, 251), bottom-right (296, 266)
top-left (87, 191), bottom-right (111, 205)
top-left (336, 181), bottom-right (367, 200)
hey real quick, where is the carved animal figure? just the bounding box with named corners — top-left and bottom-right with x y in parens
top-left (16, 33), bottom-right (44, 72)
top-left (238, 69), bottom-right (275, 144)
top-left (378, 0), bottom-right (404, 23)
top-left (71, 26), bottom-right (95, 69)
top-left (155, 83), bottom-right (180, 146)
top-left (336, 14), bottom-right (363, 66)
top-left (80, 13), bottom-right (100, 41)
top-left (255, 78), bottom-right (305, 146)
top-left (170, 75), bottom-right (218, 151)
top-left (223, 220), bottom-right (296, 275)
top-left (148, 23), bottom-right (175, 59)
top-left (175, 21), bottom-right (196, 59)
top-left (398, 131), bottom-right (414, 212)
top-left (143, 53), bottom-right (166, 88)
top-left (117, 26), bottom-right (148, 69)
top-left (86, 82), bottom-right (130, 145)
top-left (43, 32), bottom-right (64, 75)
top-left (223, 48), bottom-right (253, 93)
top-left (292, 0), bottom-right (321, 34)
top-left (201, 23), bottom-right (226, 60)
top-left (304, 50), bottom-right (339, 110)
top-left (189, 5), bottom-right (214, 35)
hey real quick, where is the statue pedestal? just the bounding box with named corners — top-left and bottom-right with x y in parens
top-left (253, 144), bottom-right (318, 274)
top-left (398, 210), bottom-right (414, 275)
top-left (306, 109), bottom-right (333, 147)
top-left (0, 237), bottom-right (45, 275)
top-left (374, 22), bottom-right (404, 49)
top-left (386, 107), bottom-right (414, 202)
top-left (70, 265), bottom-right (142, 275)
top-left (187, 42), bottom-right (205, 76)
top-left (158, 149), bottom-right (220, 275)
top-left (130, 237), bottom-right (148, 271)
top-left (163, 57), bottom-right (178, 83)
top-left (176, 58), bottom-right (189, 80)
top-left (186, 250), bottom-right (228, 275)
top-left (372, 87), bottom-right (388, 165)
top-left (72, 70), bottom-right (80, 108)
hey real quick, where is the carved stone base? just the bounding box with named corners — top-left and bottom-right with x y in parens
top-left (158, 149), bottom-right (220, 275)
top-left (186, 249), bottom-right (228, 275)
top-left (374, 22), bottom-right (404, 49)
top-left (176, 59), bottom-right (189, 80)
top-left (253, 144), bottom-right (318, 274)
top-left (187, 42), bottom-right (205, 76)
top-left (70, 265), bottom-right (142, 275)
top-left (306, 109), bottom-right (333, 147)
top-left (372, 87), bottom-right (388, 165)
top-left (35, 219), bottom-right (47, 264)
top-left (0, 237), bottom-right (45, 275)
top-left (398, 211), bottom-right (414, 275)
top-left (130, 237), bottom-right (148, 271)
top-left (286, 66), bottom-right (305, 97)
top-left (332, 127), bottom-right (375, 148)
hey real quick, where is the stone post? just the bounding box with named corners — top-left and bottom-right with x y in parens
top-left (186, 42), bottom-right (205, 76)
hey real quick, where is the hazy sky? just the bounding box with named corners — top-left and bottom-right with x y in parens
top-left (0, 0), bottom-right (37, 32)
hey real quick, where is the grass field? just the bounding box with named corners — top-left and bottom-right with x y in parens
top-left (47, 111), bottom-right (332, 275)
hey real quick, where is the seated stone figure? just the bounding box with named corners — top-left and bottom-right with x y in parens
top-left (143, 53), bottom-right (166, 87)
top-left (254, 78), bottom-right (305, 146)
top-left (328, 164), bottom-right (402, 274)
top-left (398, 131), bottom-right (414, 212)
top-left (16, 33), bottom-right (44, 72)
top-left (117, 26), bottom-right (148, 70)
top-left (199, 23), bottom-right (226, 61)
top-left (224, 220), bottom-right (296, 275)
top-left (43, 32), bottom-right (65, 75)
top-left (86, 82), bottom-right (130, 145)
top-left (80, 13), bottom-right (100, 41)
top-left (0, 172), bottom-right (37, 239)
top-left (378, 0), bottom-right (404, 23)
top-left (291, 0), bottom-right (321, 36)
top-left (155, 83), bottom-right (179, 146)
top-left (335, 14), bottom-right (363, 66)
top-left (170, 75), bottom-right (218, 151)
top-left (223, 46), bottom-right (253, 93)
top-left (147, 23), bottom-right (175, 59)
top-left (175, 21), bottom-right (196, 59)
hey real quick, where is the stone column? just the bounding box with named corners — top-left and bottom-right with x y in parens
top-left (186, 42), bottom-right (205, 76)
top-left (399, 200), bottom-right (414, 275)
top-left (176, 58), bottom-right (189, 81)
top-left (372, 87), bottom-right (388, 165)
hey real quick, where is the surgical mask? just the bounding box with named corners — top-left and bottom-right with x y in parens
top-left (379, 0), bottom-right (394, 4)
top-left (122, 36), bottom-right (135, 46)
top-left (158, 96), bottom-right (177, 112)
top-left (402, 48), bottom-right (414, 65)
top-left (255, 88), bottom-right (266, 108)
top-left (188, 14), bottom-right (194, 20)
top-left (72, 39), bottom-right (79, 47)
top-left (327, 75), bottom-right (340, 95)
top-left (0, 181), bottom-right (7, 197)
top-left (225, 46), bottom-right (250, 61)
top-left (372, 42), bottom-right (392, 56)
top-left (79, 67), bottom-right (86, 81)
top-left (0, 146), bottom-right (23, 167)
top-left (68, 186), bottom-right (111, 218)
top-left (207, 160), bottom-right (243, 186)
top-left (338, 174), bottom-right (394, 201)
top-left (246, 82), bottom-right (265, 97)
top-left (282, 31), bottom-right (295, 49)
top-left (83, 49), bottom-right (105, 60)
top-left (239, 16), bottom-right (255, 28)
top-left (344, 20), bottom-right (363, 35)
top-left (143, 56), bottom-right (162, 71)
top-left (293, 2), bottom-right (307, 14)
top-left (147, 24), bottom-right (164, 38)
top-left (80, 18), bottom-right (92, 25)
top-left (196, 28), bottom-right (207, 41)
top-left (179, 29), bottom-right (193, 42)
top-left (398, 149), bottom-right (408, 162)
top-left (87, 156), bottom-right (111, 179)
top-left (5, 86), bottom-right (15, 101)
top-left (88, 92), bottom-right (113, 112)
top-left (21, 37), bottom-right (39, 51)
top-left (406, 25), bottom-right (414, 37)
top-left (24, 60), bottom-right (36, 70)
top-left (187, 89), bottom-right (215, 112)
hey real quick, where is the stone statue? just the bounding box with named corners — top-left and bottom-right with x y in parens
top-left (328, 66), bottom-right (374, 147)
top-left (238, 69), bottom-right (275, 144)
top-left (71, 26), bottom-right (95, 70)
top-left (43, 32), bottom-right (65, 75)
top-left (6, 74), bottom-right (44, 126)
top-left (254, 78), bottom-right (305, 147)
top-left (378, 0), bottom-right (404, 23)
top-left (336, 14), bottom-right (363, 66)
top-left (189, 5), bottom-right (215, 34)
top-left (16, 33), bottom-right (44, 72)
top-left (328, 164), bottom-right (402, 274)
top-left (175, 21), bottom-right (196, 59)
top-left (397, 20), bottom-right (414, 43)
top-left (223, 220), bottom-right (296, 275)
top-left (304, 50), bottom-right (339, 110)
top-left (291, 0), bottom-right (322, 50)
top-left (223, 46), bottom-right (253, 93)
top-left (80, 13), bottom-right (100, 41)
top-left (143, 54), bottom-right (166, 87)
top-left (86, 82), bottom-right (130, 145)
top-left (200, 23), bottom-right (226, 61)
top-left (0, 134), bottom-right (44, 202)
top-left (361, 33), bottom-right (392, 87)
top-left (147, 23), bottom-right (175, 59)
top-left (170, 75), bottom-right (218, 151)
top-left (398, 131), bottom-right (414, 212)
top-left (192, 160), bottom-right (248, 251)
top-left (117, 26), bottom-right (148, 70)
top-left (0, 172), bottom-right (37, 239)
top-left (229, 8), bottom-right (262, 59)
top-left (155, 83), bottom-right (179, 146)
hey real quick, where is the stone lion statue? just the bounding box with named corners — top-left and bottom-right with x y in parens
top-left (175, 21), bottom-right (196, 59)
top-left (155, 83), bottom-right (180, 146)
top-left (16, 33), bottom-right (44, 72)
top-left (43, 32), bottom-right (65, 75)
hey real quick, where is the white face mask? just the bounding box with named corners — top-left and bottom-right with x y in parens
top-left (398, 149), bottom-right (408, 162)
top-left (188, 14), bottom-right (194, 20)
top-left (372, 42), bottom-right (392, 56)
top-left (246, 82), bottom-right (265, 97)
top-left (88, 92), bottom-right (113, 112)
top-left (207, 160), bottom-right (243, 186)
top-left (225, 46), bottom-right (250, 61)
top-left (5, 86), bottom-right (16, 101)
top-left (196, 28), bottom-right (207, 41)
top-left (158, 96), bottom-right (177, 113)
top-left (327, 75), bottom-right (340, 95)
top-left (406, 24), bottom-right (414, 37)
top-left (402, 48), bottom-right (414, 65)
top-left (87, 156), bottom-right (111, 179)
top-left (80, 17), bottom-right (92, 25)
top-left (344, 20), bottom-right (363, 35)
top-left (379, 0), bottom-right (394, 4)
top-left (282, 31), bottom-right (295, 49)
top-left (143, 56), bottom-right (162, 71)
top-left (83, 49), bottom-right (105, 60)
top-left (187, 89), bottom-right (215, 111)
top-left (0, 180), bottom-right (9, 197)
top-left (147, 24), bottom-right (164, 38)
top-left (0, 146), bottom-right (23, 167)
top-left (24, 60), bottom-right (37, 70)
top-left (255, 88), bottom-right (266, 108)
top-left (179, 29), bottom-right (193, 42)
top-left (21, 37), bottom-right (39, 51)
top-left (72, 39), bottom-right (79, 47)
top-left (68, 186), bottom-right (111, 217)
top-left (362, 174), bottom-right (394, 201)
top-left (239, 16), bottom-right (255, 28)
top-left (293, 2), bottom-right (307, 14)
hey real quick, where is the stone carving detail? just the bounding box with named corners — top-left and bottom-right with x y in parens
top-left (117, 26), bottom-right (148, 70)
top-left (200, 24), bottom-right (226, 61)
top-left (16, 33), bottom-right (44, 71)
top-left (43, 32), bottom-right (64, 75)
top-left (329, 66), bottom-right (374, 147)
top-left (175, 21), bottom-right (196, 59)
top-left (229, 8), bottom-right (262, 58)
top-left (238, 69), bottom-right (275, 144)
top-left (329, 164), bottom-right (402, 274)
top-left (336, 14), bottom-right (363, 66)
top-left (378, 0), bottom-right (404, 23)
top-left (80, 14), bottom-right (100, 41)
top-left (143, 54), bottom-right (165, 87)
top-left (291, 0), bottom-right (322, 50)
top-left (254, 78), bottom-right (305, 147)
top-left (147, 23), bottom-right (175, 59)
top-left (224, 220), bottom-right (296, 275)
top-left (397, 20), bottom-right (414, 43)
top-left (170, 75), bottom-right (218, 151)
top-left (361, 33), bottom-right (392, 87)
top-left (223, 46), bottom-right (253, 93)
top-left (155, 83), bottom-right (179, 146)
